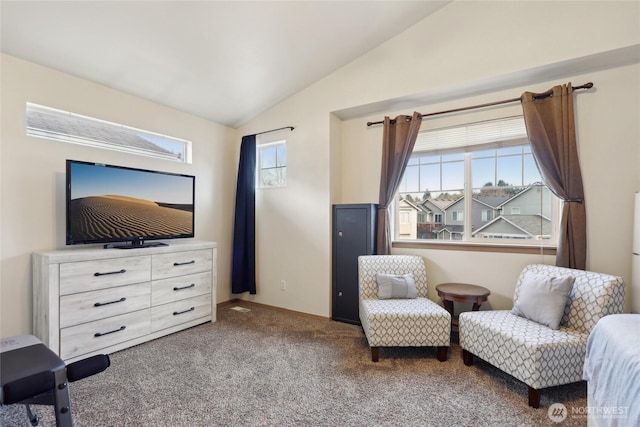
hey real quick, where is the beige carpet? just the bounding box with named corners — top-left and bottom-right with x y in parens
top-left (1, 303), bottom-right (588, 426)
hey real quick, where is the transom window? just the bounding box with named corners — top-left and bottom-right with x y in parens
top-left (257, 140), bottom-right (287, 188)
top-left (26, 103), bottom-right (191, 162)
top-left (395, 116), bottom-right (558, 244)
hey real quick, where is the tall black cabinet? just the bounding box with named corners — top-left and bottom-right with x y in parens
top-left (332, 204), bottom-right (377, 325)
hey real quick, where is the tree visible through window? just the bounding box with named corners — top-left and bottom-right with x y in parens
top-left (395, 116), bottom-right (558, 243)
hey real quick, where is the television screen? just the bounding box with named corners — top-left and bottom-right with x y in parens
top-left (66, 160), bottom-right (195, 248)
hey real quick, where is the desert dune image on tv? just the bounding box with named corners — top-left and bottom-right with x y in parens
top-left (68, 163), bottom-right (194, 242)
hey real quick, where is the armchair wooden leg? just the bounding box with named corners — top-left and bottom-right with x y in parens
top-left (528, 387), bottom-right (541, 408)
top-left (462, 349), bottom-right (474, 366)
top-left (371, 346), bottom-right (379, 362)
top-left (436, 346), bottom-right (448, 362)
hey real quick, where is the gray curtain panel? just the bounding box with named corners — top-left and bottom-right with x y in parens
top-left (521, 84), bottom-right (587, 270)
top-left (377, 112), bottom-right (422, 254)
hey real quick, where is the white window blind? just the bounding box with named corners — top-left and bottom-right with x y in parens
top-left (413, 116), bottom-right (528, 155)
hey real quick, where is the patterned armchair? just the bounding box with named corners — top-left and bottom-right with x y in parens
top-left (459, 264), bottom-right (625, 408)
top-left (358, 255), bottom-right (451, 362)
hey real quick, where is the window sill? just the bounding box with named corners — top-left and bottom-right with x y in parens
top-left (392, 240), bottom-right (557, 255)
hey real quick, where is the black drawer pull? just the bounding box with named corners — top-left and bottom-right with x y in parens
top-left (173, 307), bottom-right (195, 316)
top-left (94, 269), bottom-right (126, 277)
top-left (173, 283), bottom-right (196, 291)
top-left (94, 325), bottom-right (126, 337)
top-left (173, 260), bottom-right (195, 267)
top-left (94, 297), bottom-right (126, 307)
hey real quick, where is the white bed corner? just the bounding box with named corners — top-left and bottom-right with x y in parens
top-left (583, 313), bottom-right (640, 427)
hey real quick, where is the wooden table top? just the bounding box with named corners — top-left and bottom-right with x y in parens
top-left (436, 283), bottom-right (490, 298)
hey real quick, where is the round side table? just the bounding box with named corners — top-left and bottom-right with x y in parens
top-left (435, 283), bottom-right (490, 335)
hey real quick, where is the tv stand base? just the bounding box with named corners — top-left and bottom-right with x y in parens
top-left (104, 241), bottom-right (168, 249)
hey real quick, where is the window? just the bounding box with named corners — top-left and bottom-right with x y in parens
top-left (26, 103), bottom-right (191, 162)
top-left (395, 116), bottom-right (558, 244)
top-left (257, 140), bottom-right (287, 188)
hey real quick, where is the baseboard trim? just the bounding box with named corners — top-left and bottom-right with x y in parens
top-left (218, 299), bottom-right (331, 322)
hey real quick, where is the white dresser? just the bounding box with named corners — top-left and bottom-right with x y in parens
top-left (33, 241), bottom-right (216, 362)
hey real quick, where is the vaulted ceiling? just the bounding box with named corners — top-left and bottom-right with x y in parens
top-left (1, 1), bottom-right (450, 127)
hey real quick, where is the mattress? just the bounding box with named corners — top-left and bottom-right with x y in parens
top-left (583, 314), bottom-right (640, 427)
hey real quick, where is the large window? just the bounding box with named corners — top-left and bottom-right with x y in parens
top-left (257, 140), bottom-right (287, 188)
top-left (395, 116), bottom-right (558, 244)
top-left (26, 103), bottom-right (191, 162)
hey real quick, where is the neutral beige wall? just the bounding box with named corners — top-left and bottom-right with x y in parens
top-left (321, 1), bottom-right (639, 115)
top-left (239, 1), bottom-right (640, 315)
top-left (0, 54), bottom-right (238, 338)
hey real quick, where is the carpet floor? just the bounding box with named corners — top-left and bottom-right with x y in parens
top-left (1, 303), bottom-right (588, 426)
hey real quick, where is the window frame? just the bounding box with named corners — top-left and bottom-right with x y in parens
top-left (25, 103), bottom-right (191, 163)
top-left (256, 139), bottom-right (287, 189)
top-left (392, 116), bottom-right (560, 249)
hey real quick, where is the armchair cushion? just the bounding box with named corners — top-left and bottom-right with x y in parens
top-left (376, 272), bottom-right (417, 299)
top-left (360, 297), bottom-right (450, 347)
top-left (511, 272), bottom-right (575, 330)
top-left (460, 310), bottom-right (588, 389)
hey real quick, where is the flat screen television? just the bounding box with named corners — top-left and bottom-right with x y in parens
top-left (66, 160), bottom-right (195, 249)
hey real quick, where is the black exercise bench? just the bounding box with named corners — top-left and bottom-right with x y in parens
top-left (1, 335), bottom-right (109, 426)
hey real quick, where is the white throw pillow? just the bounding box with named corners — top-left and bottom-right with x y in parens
top-left (376, 273), bottom-right (417, 299)
top-left (511, 272), bottom-right (575, 329)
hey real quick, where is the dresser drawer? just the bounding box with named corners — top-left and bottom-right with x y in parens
top-left (60, 283), bottom-right (151, 328)
top-left (60, 256), bottom-right (151, 295)
top-left (152, 271), bottom-right (211, 306)
top-left (152, 249), bottom-right (212, 280)
top-left (151, 294), bottom-right (212, 332)
top-left (60, 309), bottom-right (151, 360)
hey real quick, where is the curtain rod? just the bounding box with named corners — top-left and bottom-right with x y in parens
top-left (252, 126), bottom-right (295, 136)
top-left (366, 82), bottom-right (594, 127)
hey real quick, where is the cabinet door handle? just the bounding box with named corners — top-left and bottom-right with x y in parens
top-left (173, 283), bottom-right (196, 291)
top-left (94, 269), bottom-right (126, 277)
top-left (173, 307), bottom-right (195, 316)
top-left (94, 325), bottom-right (126, 337)
top-left (94, 297), bottom-right (126, 307)
top-left (173, 260), bottom-right (195, 266)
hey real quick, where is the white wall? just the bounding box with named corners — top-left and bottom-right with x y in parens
top-left (0, 54), bottom-right (238, 337)
top-left (239, 1), bottom-right (640, 315)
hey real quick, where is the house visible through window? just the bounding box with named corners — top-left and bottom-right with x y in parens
top-left (395, 116), bottom-right (558, 243)
top-left (25, 103), bottom-right (191, 162)
top-left (257, 140), bottom-right (287, 188)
